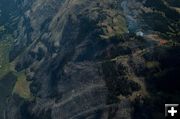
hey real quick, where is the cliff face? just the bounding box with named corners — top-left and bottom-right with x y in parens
top-left (1, 0), bottom-right (180, 119)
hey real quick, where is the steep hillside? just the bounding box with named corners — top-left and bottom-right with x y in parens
top-left (0, 0), bottom-right (179, 119)
top-left (0, 1), bottom-right (32, 118)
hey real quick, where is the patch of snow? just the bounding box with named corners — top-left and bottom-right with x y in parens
top-left (136, 31), bottom-right (144, 37)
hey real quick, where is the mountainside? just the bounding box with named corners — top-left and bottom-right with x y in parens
top-left (0, 0), bottom-right (180, 119)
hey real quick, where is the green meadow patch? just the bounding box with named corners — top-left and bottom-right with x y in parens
top-left (0, 30), bottom-right (32, 100)
top-left (0, 34), bottom-right (13, 78)
top-left (13, 71), bottom-right (32, 100)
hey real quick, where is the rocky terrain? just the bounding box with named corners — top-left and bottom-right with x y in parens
top-left (0, 0), bottom-right (180, 119)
